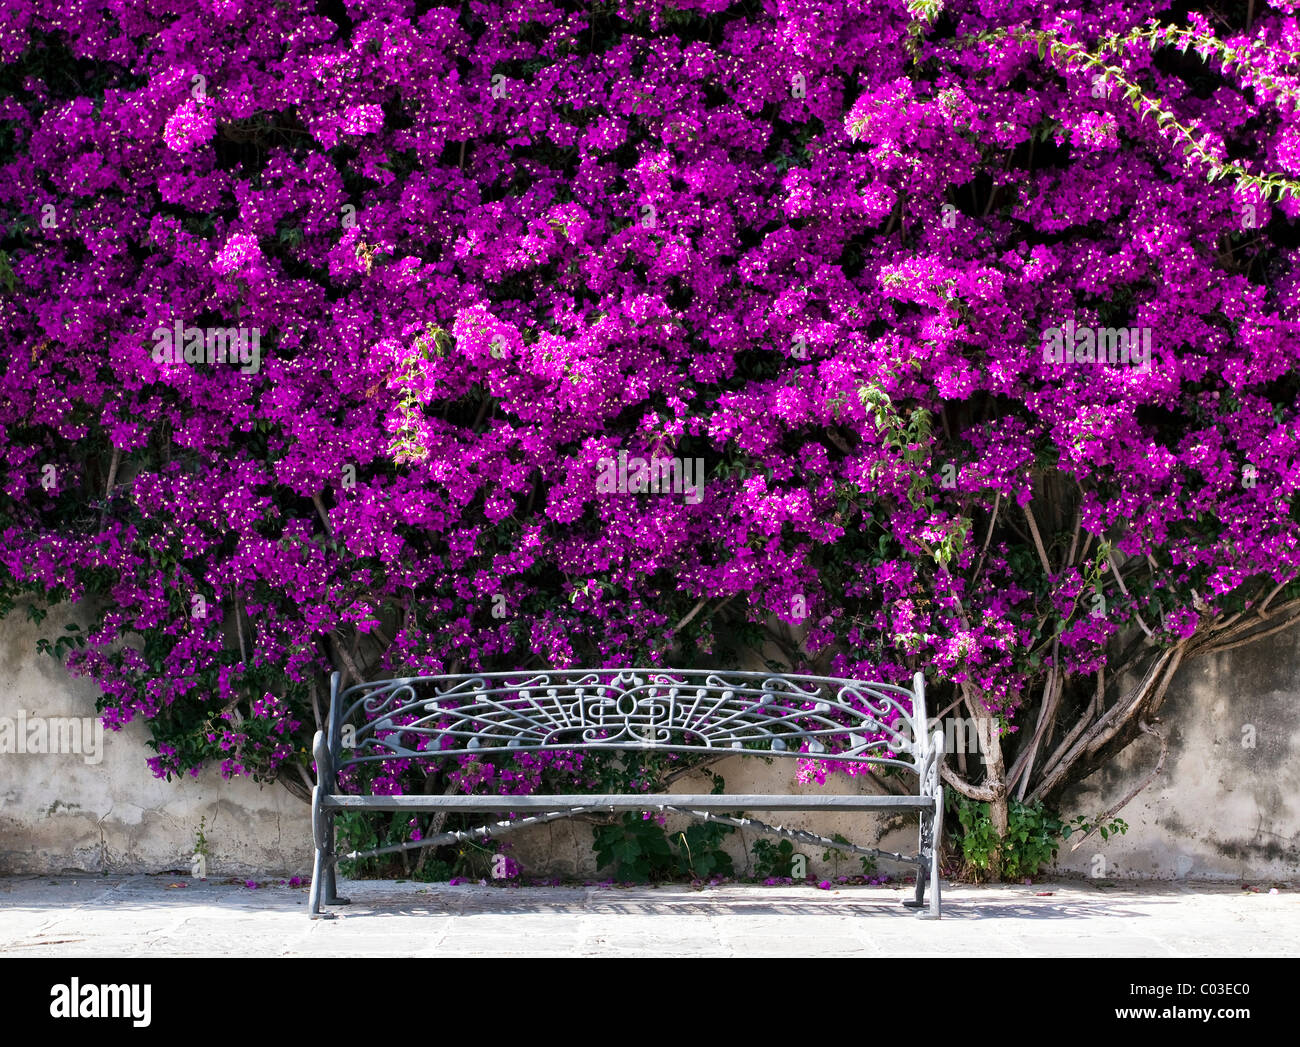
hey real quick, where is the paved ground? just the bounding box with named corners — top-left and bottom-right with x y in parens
top-left (0, 875), bottom-right (1294, 956)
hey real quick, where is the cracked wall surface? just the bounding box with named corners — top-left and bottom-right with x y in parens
top-left (1054, 624), bottom-right (1300, 881)
top-left (1, 605), bottom-right (1297, 879)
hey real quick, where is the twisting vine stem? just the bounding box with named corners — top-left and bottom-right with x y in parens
top-left (906, 6), bottom-right (1300, 203)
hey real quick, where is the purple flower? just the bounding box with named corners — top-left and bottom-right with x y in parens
top-left (2, 0), bottom-right (1295, 877)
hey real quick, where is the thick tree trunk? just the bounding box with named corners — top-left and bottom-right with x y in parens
top-left (939, 682), bottom-right (1012, 878)
top-left (977, 709), bottom-right (1009, 878)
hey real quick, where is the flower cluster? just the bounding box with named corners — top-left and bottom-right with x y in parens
top-left (0, 1), bottom-right (1297, 799)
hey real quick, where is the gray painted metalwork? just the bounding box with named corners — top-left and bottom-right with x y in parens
top-left (336, 807), bottom-right (923, 870)
top-left (322, 793), bottom-right (935, 811)
top-left (309, 669), bottom-right (945, 920)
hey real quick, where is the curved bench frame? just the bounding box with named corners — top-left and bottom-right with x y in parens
top-left (308, 668), bottom-right (945, 919)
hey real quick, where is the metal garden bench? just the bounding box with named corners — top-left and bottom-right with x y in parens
top-left (308, 669), bottom-right (946, 919)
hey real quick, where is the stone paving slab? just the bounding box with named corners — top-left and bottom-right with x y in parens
top-left (0, 875), bottom-right (1295, 957)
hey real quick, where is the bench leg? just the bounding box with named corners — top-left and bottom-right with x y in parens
top-left (902, 807), bottom-right (930, 910)
top-left (308, 784), bottom-right (337, 920)
top-left (308, 845), bottom-right (334, 920)
top-left (917, 788), bottom-right (943, 920)
top-left (905, 866), bottom-right (927, 909)
top-left (324, 813), bottom-right (351, 906)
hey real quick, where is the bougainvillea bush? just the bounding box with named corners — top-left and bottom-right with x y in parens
top-left (3, 0), bottom-right (1300, 874)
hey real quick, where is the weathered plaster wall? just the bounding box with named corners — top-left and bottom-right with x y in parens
top-left (1, 604), bottom-right (1296, 880)
top-left (0, 605), bottom-right (311, 876)
top-left (1052, 625), bottom-right (1300, 881)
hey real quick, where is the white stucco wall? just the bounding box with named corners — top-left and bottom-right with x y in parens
top-left (0, 604), bottom-right (311, 876)
top-left (1052, 626), bottom-right (1300, 880)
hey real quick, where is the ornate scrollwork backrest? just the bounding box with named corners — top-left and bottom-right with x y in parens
top-left (333, 669), bottom-right (931, 778)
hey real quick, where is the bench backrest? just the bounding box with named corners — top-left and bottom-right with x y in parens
top-left (321, 669), bottom-right (941, 793)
